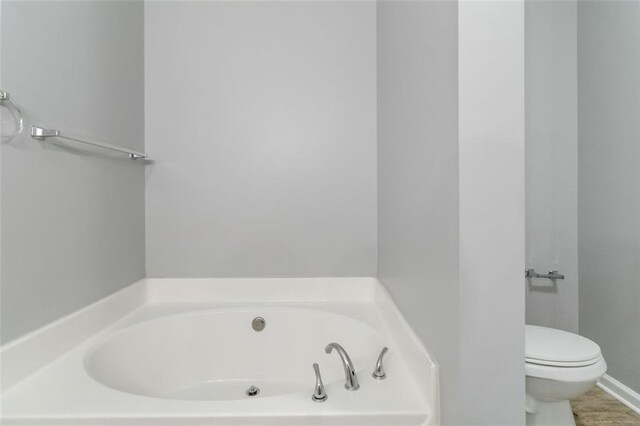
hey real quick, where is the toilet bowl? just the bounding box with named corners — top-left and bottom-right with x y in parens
top-left (525, 325), bottom-right (607, 426)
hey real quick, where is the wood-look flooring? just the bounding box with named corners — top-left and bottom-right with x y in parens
top-left (571, 387), bottom-right (640, 425)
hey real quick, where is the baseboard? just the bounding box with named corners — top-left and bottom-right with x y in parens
top-left (597, 374), bottom-right (640, 414)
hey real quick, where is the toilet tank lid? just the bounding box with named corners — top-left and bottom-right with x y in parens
top-left (525, 325), bottom-right (602, 363)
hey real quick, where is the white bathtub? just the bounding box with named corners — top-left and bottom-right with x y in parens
top-left (1, 278), bottom-right (439, 425)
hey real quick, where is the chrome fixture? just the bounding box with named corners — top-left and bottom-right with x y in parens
top-left (0, 90), bottom-right (24, 142)
top-left (325, 342), bottom-right (359, 391)
top-left (30, 125), bottom-right (147, 159)
top-left (525, 268), bottom-right (565, 280)
top-left (372, 347), bottom-right (389, 380)
top-left (251, 317), bottom-right (265, 332)
top-left (245, 385), bottom-right (260, 397)
top-left (311, 363), bottom-right (327, 402)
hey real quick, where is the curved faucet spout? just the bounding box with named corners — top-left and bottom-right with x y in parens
top-left (325, 342), bottom-right (359, 391)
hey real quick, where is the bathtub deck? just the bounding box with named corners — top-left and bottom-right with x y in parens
top-left (0, 278), bottom-right (438, 426)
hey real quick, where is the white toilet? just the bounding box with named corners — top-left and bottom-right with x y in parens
top-left (525, 325), bottom-right (607, 426)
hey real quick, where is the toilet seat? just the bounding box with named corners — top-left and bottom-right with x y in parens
top-left (525, 356), bottom-right (601, 368)
top-left (525, 325), bottom-right (606, 382)
top-left (526, 325), bottom-right (602, 365)
top-left (526, 356), bottom-right (607, 382)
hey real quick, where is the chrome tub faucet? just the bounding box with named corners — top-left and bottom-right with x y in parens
top-left (325, 342), bottom-right (359, 391)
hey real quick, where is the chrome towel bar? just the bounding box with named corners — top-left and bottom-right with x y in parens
top-left (31, 125), bottom-right (146, 160)
top-left (525, 268), bottom-right (565, 280)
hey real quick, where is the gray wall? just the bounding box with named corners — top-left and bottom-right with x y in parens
top-left (376, 1), bottom-right (460, 423)
top-left (0, 1), bottom-right (145, 343)
top-left (458, 1), bottom-right (525, 423)
top-left (525, 0), bottom-right (579, 333)
top-left (578, 0), bottom-right (640, 394)
top-left (145, 1), bottom-right (377, 278)
top-left (378, 1), bottom-right (526, 424)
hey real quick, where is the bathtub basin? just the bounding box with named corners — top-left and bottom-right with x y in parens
top-left (86, 308), bottom-right (383, 401)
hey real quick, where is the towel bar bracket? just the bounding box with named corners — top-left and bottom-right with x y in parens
top-left (31, 126), bottom-right (60, 139)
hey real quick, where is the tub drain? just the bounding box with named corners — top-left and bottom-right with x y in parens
top-left (246, 385), bottom-right (260, 397)
top-left (252, 317), bottom-right (265, 332)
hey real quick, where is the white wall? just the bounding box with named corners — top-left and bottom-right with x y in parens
top-left (578, 0), bottom-right (640, 394)
top-left (377, 1), bottom-right (460, 423)
top-left (0, 0), bottom-right (145, 343)
top-left (525, 0), bottom-right (579, 333)
top-left (458, 1), bottom-right (525, 423)
top-left (145, 1), bottom-right (377, 278)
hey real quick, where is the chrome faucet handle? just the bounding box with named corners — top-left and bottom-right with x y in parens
top-left (311, 363), bottom-right (327, 402)
top-left (372, 347), bottom-right (389, 380)
top-left (325, 342), bottom-right (360, 391)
